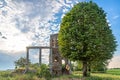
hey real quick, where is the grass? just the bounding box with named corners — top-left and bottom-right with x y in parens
top-left (107, 68), bottom-right (120, 75)
top-left (53, 73), bottom-right (120, 80)
top-left (91, 73), bottom-right (120, 80)
top-left (53, 69), bottom-right (120, 80)
top-left (0, 71), bottom-right (41, 80)
top-left (52, 74), bottom-right (82, 80)
top-left (0, 68), bottom-right (120, 80)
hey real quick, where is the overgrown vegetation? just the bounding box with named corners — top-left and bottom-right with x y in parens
top-left (14, 57), bottom-right (31, 68)
top-left (35, 64), bottom-right (51, 80)
top-left (0, 68), bottom-right (120, 80)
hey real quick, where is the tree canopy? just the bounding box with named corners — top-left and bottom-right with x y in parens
top-left (15, 57), bottom-right (31, 68)
top-left (58, 1), bottom-right (117, 77)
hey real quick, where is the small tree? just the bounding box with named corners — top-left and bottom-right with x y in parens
top-left (58, 1), bottom-right (117, 77)
top-left (15, 57), bottom-right (31, 68)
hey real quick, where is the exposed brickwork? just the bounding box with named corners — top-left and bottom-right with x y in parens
top-left (49, 34), bottom-right (62, 76)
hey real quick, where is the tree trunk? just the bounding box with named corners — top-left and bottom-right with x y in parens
top-left (88, 62), bottom-right (91, 76)
top-left (83, 61), bottom-right (88, 77)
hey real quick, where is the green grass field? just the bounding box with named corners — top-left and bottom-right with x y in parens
top-left (107, 68), bottom-right (120, 75)
top-left (0, 68), bottom-right (120, 80)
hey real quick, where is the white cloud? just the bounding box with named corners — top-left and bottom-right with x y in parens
top-left (0, 0), bottom-right (120, 70)
top-left (108, 55), bottom-right (120, 68)
top-left (113, 15), bottom-right (119, 19)
top-left (0, 0), bottom-right (85, 69)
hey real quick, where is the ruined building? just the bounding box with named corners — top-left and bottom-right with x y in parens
top-left (49, 34), bottom-right (62, 76)
top-left (49, 34), bottom-right (71, 76)
top-left (26, 34), bottom-right (70, 76)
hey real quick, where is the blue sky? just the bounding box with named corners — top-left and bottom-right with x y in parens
top-left (94, 0), bottom-right (120, 54)
top-left (0, 0), bottom-right (120, 70)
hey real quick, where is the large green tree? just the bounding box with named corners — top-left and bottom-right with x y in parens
top-left (58, 1), bottom-right (117, 77)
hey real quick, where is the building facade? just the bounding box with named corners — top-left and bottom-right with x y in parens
top-left (49, 34), bottom-right (62, 76)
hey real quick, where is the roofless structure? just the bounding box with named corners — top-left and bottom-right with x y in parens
top-left (26, 34), bottom-right (70, 76)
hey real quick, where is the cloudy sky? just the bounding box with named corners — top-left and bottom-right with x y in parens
top-left (0, 0), bottom-right (120, 70)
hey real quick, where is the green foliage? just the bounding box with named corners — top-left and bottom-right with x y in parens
top-left (14, 68), bottom-right (25, 73)
top-left (73, 61), bottom-right (83, 71)
top-left (58, 1), bottom-right (117, 77)
top-left (29, 63), bottom-right (39, 69)
top-left (0, 70), bottom-right (46, 80)
top-left (58, 0), bottom-right (116, 63)
top-left (35, 64), bottom-right (51, 80)
top-left (0, 70), bottom-right (120, 80)
top-left (14, 57), bottom-right (31, 68)
top-left (107, 68), bottom-right (120, 75)
top-left (91, 60), bottom-right (108, 73)
top-left (13, 74), bottom-right (37, 80)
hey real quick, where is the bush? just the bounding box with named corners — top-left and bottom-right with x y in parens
top-left (36, 64), bottom-right (51, 80)
top-left (14, 68), bottom-right (25, 74)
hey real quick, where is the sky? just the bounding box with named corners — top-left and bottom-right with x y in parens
top-left (0, 0), bottom-right (120, 70)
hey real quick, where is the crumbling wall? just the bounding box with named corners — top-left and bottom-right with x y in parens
top-left (49, 34), bottom-right (62, 76)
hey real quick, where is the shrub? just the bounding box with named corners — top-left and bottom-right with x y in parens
top-left (36, 64), bottom-right (51, 80)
